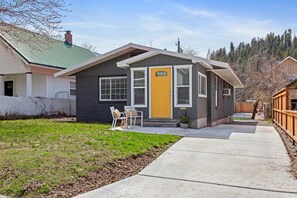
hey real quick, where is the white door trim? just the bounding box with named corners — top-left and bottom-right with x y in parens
top-left (149, 66), bottom-right (173, 119)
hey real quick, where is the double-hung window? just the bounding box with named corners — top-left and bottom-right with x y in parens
top-left (99, 77), bottom-right (127, 101)
top-left (174, 65), bottom-right (192, 107)
top-left (70, 81), bottom-right (76, 96)
top-left (131, 68), bottom-right (147, 107)
top-left (198, 72), bottom-right (207, 98)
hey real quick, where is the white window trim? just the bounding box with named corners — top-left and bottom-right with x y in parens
top-left (174, 65), bottom-right (192, 108)
top-left (223, 88), bottom-right (231, 96)
top-left (99, 76), bottom-right (127, 101)
top-left (215, 76), bottom-right (218, 106)
top-left (131, 67), bottom-right (147, 107)
top-left (198, 72), bottom-right (207, 98)
top-left (70, 80), bottom-right (76, 98)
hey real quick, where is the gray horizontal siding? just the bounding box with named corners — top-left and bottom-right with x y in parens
top-left (207, 71), bottom-right (234, 125)
top-left (74, 51), bottom-right (147, 122)
top-left (129, 54), bottom-right (199, 121)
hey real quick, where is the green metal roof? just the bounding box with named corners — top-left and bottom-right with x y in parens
top-left (0, 29), bottom-right (96, 69)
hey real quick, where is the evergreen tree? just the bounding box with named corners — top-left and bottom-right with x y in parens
top-left (210, 29), bottom-right (296, 117)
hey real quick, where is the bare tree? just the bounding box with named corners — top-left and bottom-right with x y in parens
top-left (0, 0), bottom-right (69, 44)
top-left (81, 42), bottom-right (97, 52)
top-left (183, 47), bottom-right (199, 56)
top-left (233, 54), bottom-right (287, 119)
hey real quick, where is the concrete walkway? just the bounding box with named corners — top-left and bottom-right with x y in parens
top-left (77, 123), bottom-right (297, 198)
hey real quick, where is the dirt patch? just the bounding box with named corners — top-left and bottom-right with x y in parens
top-left (46, 144), bottom-right (173, 197)
top-left (50, 117), bottom-right (76, 122)
top-left (274, 124), bottom-right (297, 179)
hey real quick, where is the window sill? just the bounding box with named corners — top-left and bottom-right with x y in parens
top-left (132, 105), bottom-right (147, 108)
top-left (198, 94), bottom-right (207, 98)
top-left (175, 105), bottom-right (192, 108)
top-left (99, 100), bottom-right (127, 102)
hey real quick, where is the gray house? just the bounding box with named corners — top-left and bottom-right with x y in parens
top-left (56, 43), bottom-right (243, 128)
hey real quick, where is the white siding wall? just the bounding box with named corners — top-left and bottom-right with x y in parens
top-left (0, 44), bottom-right (28, 74)
top-left (32, 73), bottom-right (46, 97)
top-left (46, 75), bottom-right (72, 98)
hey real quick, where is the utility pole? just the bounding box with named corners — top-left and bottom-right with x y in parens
top-left (176, 38), bottom-right (183, 53)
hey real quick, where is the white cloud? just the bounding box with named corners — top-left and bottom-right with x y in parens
top-left (65, 2), bottom-right (293, 57)
top-left (173, 4), bottom-right (216, 17)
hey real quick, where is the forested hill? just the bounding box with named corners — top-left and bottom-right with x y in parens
top-left (210, 29), bottom-right (296, 103)
top-left (211, 29), bottom-right (297, 64)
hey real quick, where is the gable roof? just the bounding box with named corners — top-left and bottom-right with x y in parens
top-left (117, 49), bottom-right (212, 69)
top-left (0, 26), bottom-right (96, 70)
top-left (55, 43), bottom-right (153, 77)
top-left (278, 56), bottom-right (297, 65)
top-left (55, 43), bottom-right (243, 88)
top-left (117, 48), bottom-right (243, 88)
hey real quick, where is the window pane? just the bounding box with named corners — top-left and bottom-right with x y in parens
top-left (70, 82), bottom-right (76, 89)
top-left (70, 89), bottom-right (76, 96)
top-left (111, 78), bottom-right (127, 100)
top-left (134, 79), bottom-right (145, 87)
top-left (134, 70), bottom-right (145, 79)
top-left (177, 68), bottom-right (189, 86)
top-left (177, 87), bottom-right (189, 104)
top-left (100, 78), bottom-right (127, 100)
top-left (134, 88), bottom-right (145, 105)
top-left (101, 79), bottom-right (110, 99)
top-left (201, 76), bottom-right (206, 95)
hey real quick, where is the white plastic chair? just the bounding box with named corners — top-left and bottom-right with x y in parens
top-left (110, 106), bottom-right (127, 129)
top-left (124, 106), bottom-right (143, 127)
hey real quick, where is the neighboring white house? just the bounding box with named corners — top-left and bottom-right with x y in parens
top-left (0, 27), bottom-right (96, 99)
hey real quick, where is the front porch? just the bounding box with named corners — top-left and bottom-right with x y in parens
top-left (0, 72), bottom-right (33, 97)
top-left (0, 72), bottom-right (74, 99)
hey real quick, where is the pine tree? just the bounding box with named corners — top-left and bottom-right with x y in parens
top-left (210, 29), bottom-right (296, 117)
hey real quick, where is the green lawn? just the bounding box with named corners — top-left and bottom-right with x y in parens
top-left (0, 119), bottom-right (180, 197)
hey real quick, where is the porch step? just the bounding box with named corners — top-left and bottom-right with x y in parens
top-left (143, 119), bottom-right (178, 127)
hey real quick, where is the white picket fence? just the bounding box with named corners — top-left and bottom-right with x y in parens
top-left (0, 96), bottom-right (75, 117)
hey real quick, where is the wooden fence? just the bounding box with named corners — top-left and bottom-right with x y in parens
top-left (235, 102), bottom-right (253, 113)
top-left (273, 88), bottom-right (297, 145)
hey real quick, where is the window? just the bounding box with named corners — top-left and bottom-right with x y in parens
top-left (223, 88), bottom-right (231, 96)
top-left (70, 81), bottom-right (76, 96)
top-left (174, 65), bottom-right (192, 107)
top-left (215, 76), bottom-right (218, 106)
top-left (131, 68), bottom-right (147, 107)
top-left (198, 72), bottom-right (207, 97)
top-left (99, 77), bottom-right (127, 101)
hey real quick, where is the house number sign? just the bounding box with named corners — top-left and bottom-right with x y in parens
top-left (155, 71), bottom-right (167, 77)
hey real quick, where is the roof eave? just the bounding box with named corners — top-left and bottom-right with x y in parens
top-left (117, 50), bottom-right (213, 70)
top-left (56, 43), bottom-right (153, 77)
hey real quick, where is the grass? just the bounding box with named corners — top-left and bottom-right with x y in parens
top-left (0, 119), bottom-right (180, 197)
top-left (233, 117), bottom-right (252, 121)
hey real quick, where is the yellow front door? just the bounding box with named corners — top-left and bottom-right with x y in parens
top-left (151, 67), bottom-right (171, 118)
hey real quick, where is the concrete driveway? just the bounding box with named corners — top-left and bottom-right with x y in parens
top-left (76, 122), bottom-right (297, 198)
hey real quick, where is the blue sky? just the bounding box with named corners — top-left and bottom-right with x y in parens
top-left (62, 0), bottom-right (297, 57)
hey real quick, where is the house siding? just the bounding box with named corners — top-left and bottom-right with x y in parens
top-left (75, 51), bottom-right (235, 127)
top-left (207, 71), bottom-right (234, 126)
top-left (75, 50), bottom-right (146, 122)
top-left (195, 63), bottom-right (208, 128)
top-left (129, 54), bottom-right (209, 127)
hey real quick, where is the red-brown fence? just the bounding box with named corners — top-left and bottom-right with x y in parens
top-left (273, 88), bottom-right (297, 145)
top-left (235, 102), bottom-right (253, 113)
